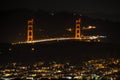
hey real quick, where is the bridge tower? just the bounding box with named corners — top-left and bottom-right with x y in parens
top-left (75, 18), bottom-right (81, 39)
top-left (27, 19), bottom-right (34, 42)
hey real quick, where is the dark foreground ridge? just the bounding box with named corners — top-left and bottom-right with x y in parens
top-left (0, 40), bottom-right (120, 65)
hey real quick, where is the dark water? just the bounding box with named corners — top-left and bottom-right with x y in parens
top-left (0, 40), bottom-right (120, 64)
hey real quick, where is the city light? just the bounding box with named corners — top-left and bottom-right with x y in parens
top-left (66, 28), bottom-right (73, 32)
top-left (0, 58), bottom-right (119, 79)
top-left (82, 26), bottom-right (96, 30)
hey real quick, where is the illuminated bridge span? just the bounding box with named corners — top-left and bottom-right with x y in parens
top-left (12, 36), bottom-right (104, 45)
top-left (12, 37), bottom-right (77, 44)
top-left (29, 37), bottom-right (76, 43)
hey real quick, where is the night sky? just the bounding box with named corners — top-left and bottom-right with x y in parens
top-left (0, 0), bottom-right (120, 14)
top-left (0, 0), bottom-right (120, 43)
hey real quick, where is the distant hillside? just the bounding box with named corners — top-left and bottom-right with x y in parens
top-left (0, 9), bottom-right (120, 43)
top-left (0, 40), bottom-right (120, 65)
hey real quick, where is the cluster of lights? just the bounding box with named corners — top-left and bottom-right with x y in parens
top-left (66, 28), bottom-right (73, 32)
top-left (82, 26), bottom-right (96, 30)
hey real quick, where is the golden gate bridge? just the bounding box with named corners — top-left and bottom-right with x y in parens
top-left (12, 18), bottom-right (106, 45)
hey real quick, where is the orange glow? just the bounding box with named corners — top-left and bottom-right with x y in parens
top-left (75, 18), bottom-right (81, 39)
top-left (27, 19), bottom-right (34, 42)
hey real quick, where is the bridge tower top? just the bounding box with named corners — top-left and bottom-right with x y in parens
top-left (27, 19), bottom-right (34, 42)
top-left (75, 18), bottom-right (81, 39)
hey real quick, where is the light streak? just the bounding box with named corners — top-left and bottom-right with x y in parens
top-left (12, 37), bottom-right (76, 44)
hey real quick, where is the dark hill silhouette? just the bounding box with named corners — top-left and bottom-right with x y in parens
top-left (0, 40), bottom-right (120, 65)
